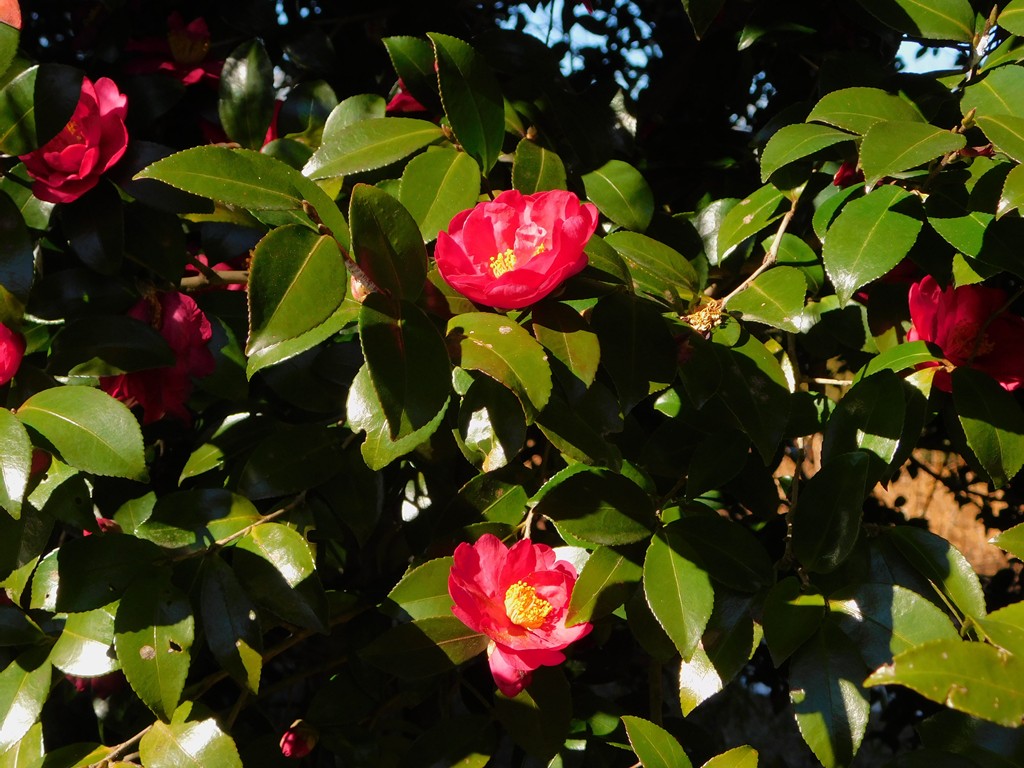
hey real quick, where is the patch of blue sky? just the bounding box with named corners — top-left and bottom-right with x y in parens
top-left (897, 40), bottom-right (964, 74)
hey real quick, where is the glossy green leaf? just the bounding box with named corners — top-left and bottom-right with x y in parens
top-left (701, 746), bottom-right (759, 768)
top-left (361, 616), bottom-right (487, 678)
top-left (0, 64), bottom-right (81, 155)
top-left (792, 452), bottom-right (871, 573)
top-left (822, 184), bottom-right (922, 305)
top-left (622, 715), bottom-right (693, 768)
top-left (50, 603), bottom-right (119, 677)
top-left (998, 162), bottom-right (1024, 218)
top-left (860, 120), bottom-right (965, 184)
top-left (0, 649), bottom-right (50, 753)
top-left (977, 601), bottom-right (1024, 654)
top-left (856, 0), bottom-right (975, 42)
top-left (866, 639), bottom-right (1024, 727)
top-left (323, 94), bottom-right (386, 141)
top-left (139, 707), bottom-right (243, 768)
top-left (51, 534), bottom-right (161, 613)
top-left (644, 522), bottom-right (715, 660)
top-left (200, 556), bottom-right (262, 694)
top-left (429, 33), bottom-right (504, 173)
top-left (760, 123), bottom-right (855, 181)
top-left (791, 621), bottom-right (870, 768)
top-left (763, 578), bottom-right (826, 664)
top-left (0, 21), bottom-right (18, 83)
top-left (0, 187), bottom-right (34, 308)
top-left (233, 522), bottom-right (328, 633)
top-left (1001, 1), bottom-right (1024, 36)
top-left (237, 423), bottom-right (341, 500)
top-left (0, 410), bottom-right (30, 518)
top-left (674, 515), bottom-right (774, 592)
top-left (822, 370), bottom-right (905, 477)
top-left (512, 139), bottom-right (567, 193)
top-left (361, 295), bottom-right (451, 439)
top-left (531, 300), bottom-right (600, 388)
top-left (727, 266), bottom-right (808, 333)
top-left (218, 39), bottom-right (274, 149)
top-left (566, 544), bottom-right (642, 626)
top-left (114, 572), bottom-right (194, 721)
top-left (135, 489), bottom-right (260, 553)
top-left (17, 387), bottom-right (145, 481)
top-left (351, 182), bottom-right (428, 298)
top-left (807, 87), bottom-right (924, 135)
top-left (856, 340), bottom-right (941, 380)
top-left (383, 35), bottom-right (441, 113)
top-left (884, 526), bottom-right (987, 619)
top-left (536, 392), bottom-right (623, 469)
top-left (680, 592), bottom-right (760, 712)
top-left (534, 468), bottom-right (657, 546)
top-left (246, 296), bottom-right (359, 378)
top-left (399, 148), bottom-right (480, 242)
top-left (0, 604), bottom-right (43, 647)
top-left (953, 366), bottom-right (1024, 488)
top-left (961, 66), bottom-right (1024, 120)
top-left (830, 584), bottom-right (960, 669)
top-left (456, 373), bottom-right (526, 471)
top-left (447, 311), bottom-right (552, 418)
top-left (583, 159), bottom-right (654, 232)
top-left (46, 315), bottom-right (174, 377)
top-left (304, 117), bottom-right (442, 179)
top-left (493, 667), bottom-right (571, 760)
top-left (716, 184), bottom-right (787, 259)
top-left (977, 113), bottom-right (1024, 162)
top-left (0, 720), bottom-right (42, 768)
top-left (385, 557), bottom-right (454, 620)
top-left (246, 225), bottom-right (346, 356)
top-left (992, 522), bottom-right (1024, 559)
top-left (604, 231), bottom-right (699, 302)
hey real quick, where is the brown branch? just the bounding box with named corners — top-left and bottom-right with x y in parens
top-left (721, 195), bottom-right (799, 308)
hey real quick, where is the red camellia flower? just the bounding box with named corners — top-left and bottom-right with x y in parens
top-left (435, 189), bottom-right (599, 310)
top-left (448, 534), bottom-right (592, 697)
top-left (19, 76), bottom-right (128, 204)
top-left (385, 79), bottom-right (428, 114)
top-left (0, 322), bottom-right (25, 386)
top-left (100, 292), bottom-right (215, 423)
top-left (279, 720), bottom-right (318, 759)
top-left (907, 275), bottom-right (1024, 392)
top-left (126, 13), bottom-right (221, 86)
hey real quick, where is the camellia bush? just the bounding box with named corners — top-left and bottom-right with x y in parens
top-left (2, 0), bottom-right (1024, 766)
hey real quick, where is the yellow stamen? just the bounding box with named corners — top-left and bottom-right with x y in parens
top-left (490, 249), bottom-right (517, 278)
top-left (504, 581), bottom-right (553, 629)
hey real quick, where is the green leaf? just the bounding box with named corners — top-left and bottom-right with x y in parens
top-left (361, 616), bottom-right (487, 678)
top-left (0, 721), bottom-right (42, 768)
top-left (134, 489), bottom-right (260, 553)
top-left (218, 39), bottom-right (274, 149)
top-left (0, 64), bottom-right (81, 155)
top-left (792, 452), bottom-right (871, 573)
top-left (998, 162), bottom-right (1024, 218)
top-left (533, 468), bottom-right (657, 546)
top-left (0, 410), bottom-right (30, 518)
top-left (830, 584), bottom-right (960, 669)
top-left (603, 231), bottom-right (699, 303)
top-left (855, 340), bottom-right (941, 379)
top-left (977, 601), bottom-right (1024, 654)
top-left (822, 185), bottom-right (923, 305)
top-left (701, 746), bottom-right (759, 768)
top-left (46, 315), bottom-right (175, 377)
top-left (114, 572), bottom-right (194, 721)
top-left (821, 370), bottom-right (906, 478)
top-left (992, 522), bottom-right (1024, 559)
top-left (884, 526), bottom-right (987, 619)
top-left (1000, 0), bottom-right (1024, 35)
top-left (582, 159), bottom-right (654, 232)
top-left (61, 180), bottom-right (123, 275)
top-left (760, 123), bottom-right (855, 181)
top-left (17, 387), bottom-right (145, 481)
top-left (716, 184), bottom-right (787, 260)
top-left (856, 0), bottom-right (975, 42)
top-left (385, 557), bottom-right (454, 620)
top-left (0, 649), bottom-right (50, 753)
top-left (0, 186), bottom-right (35, 307)
top-left (139, 706), bottom-right (243, 768)
top-left (866, 639), bottom-right (1024, 727)
top-left (493, 667), bottom-right (571, 760)
top-left (456, 373), bottom-right (526, 471)
top-left (52, 534), bottom-right (162, 613)
top-left (233, 522), bottom-right (328, 633)
top-left (763, 577), bottom-right (826, 664)
top-left (50, 603), bottom-right (119, 677)
top-left (304, 117), bottom-right (442, 179)
top-left (531, 301), bottom-right (600, 389)
top-left (351, 183), bottom-right (428, 298)
top-left (362, 295), bottom-right (451, 439)
top-left (512, 139), bottom-right (567, 194)
top-left (447, 311), bottom-right (552, 418)
top-left (807, 87), bottom-right (924, 135)
top-left (961, 66), bottom-right (1024, 120)
top-left (681, 0), bottom-right (726, 37)
top-left (977, 114), bottom-right (1024, 163)
top-left (681, 592), bottom-right (760, 710)
top-left (727, 266), bottom-right (808, 333)
top-left (953, 366), bottom-right (1024, 488)
top-left (200, 557), bottom-right (262, 694)
top-left (246, 225), bottom-right (346, 356)
top-left (622, 716), bottom-right (693, 768)
top-left (323, 94), bottom-right (386, 141)
top-left (674, 515), bottom-right (774, 592)
top-left (383, 35), bottom-right (441, 113)
top-left (0, 21), bottom-right (18, 83)
top-left (0, 605), bottom-right (44, 647)
top-left (429, 33), bottom-right (504, 174)
top-left (860, 120), bottom-right (965, 184)
top-left (399, 148), bottom-right (481, 242)
top-left (791, 621), bottom-right (870, 768)
top-left (566, 544), bottom-right (643, 626)
top-left (237, 423), bottom-right (341, 500)
top-left (246, 296), bottom-right (359, 378)
top-left (644, 522), bottom-right (715, 660)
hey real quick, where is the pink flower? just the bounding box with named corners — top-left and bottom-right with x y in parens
top-left (279, 721), bottom-right (318, 759)
top-left (907, 276), bottom-right (1024, 392)
top-left (0, 322), bottom-right (25, 385)
top-left (100, 292), bottom-right (215, 423)
top-left (385, 80), bottom-right (428, 114)
top-left (19, 77), bottom-right (128, 204)
top-left (448, 534), bottom-right (592, 697)
top-left (435, 190), bottom-right (599, 310)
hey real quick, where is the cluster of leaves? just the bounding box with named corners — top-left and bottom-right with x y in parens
top-left (0, 0), bottom-right (1023, 767)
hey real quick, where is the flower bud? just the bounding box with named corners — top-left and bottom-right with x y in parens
top-left (279, 720), bottom-right (318, 759)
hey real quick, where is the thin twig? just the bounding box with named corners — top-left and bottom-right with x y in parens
top-left (90, 724), bottom-right (152, 767)
top-left (809, 377), bottom-right (854, 387)
top-left (180, 269), bottom-right (249, 291)
top-left (721, 197), bottom-right (798, 308)
top-left (170, 493), bottom-right (307, 562)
